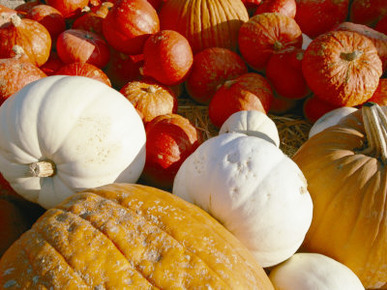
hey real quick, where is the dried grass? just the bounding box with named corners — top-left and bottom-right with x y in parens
top-left (177, 97), bottom-right (312, 157)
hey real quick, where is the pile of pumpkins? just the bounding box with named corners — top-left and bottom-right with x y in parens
top-left (0, 0), bottom-right (386, 288)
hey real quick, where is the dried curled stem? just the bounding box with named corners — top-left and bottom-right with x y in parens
top-left (28, 160), bottom-right (56, 178)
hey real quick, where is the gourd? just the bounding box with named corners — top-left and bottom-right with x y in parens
top-left (292, 103), bottom-right (387, 289)
top-left (269, 253), bottom-right (365, 290)
top-left (173, 133), bottom-right (313, 267)
top-left (0, 75), bottom-right (146, 209)
top-left (219, 110), bottom-right (280, 147)
top-left (0, 183), bottom-right (275, 289)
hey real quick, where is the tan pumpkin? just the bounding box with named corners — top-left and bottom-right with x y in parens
top-left (158, 0), bottom-right (249, 53)
top-left (293, 103), bottom-right (387, 289)
top-left (0, 183), bottom-right (274, 289)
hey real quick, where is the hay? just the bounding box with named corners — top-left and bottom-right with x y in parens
top-left (177, 97), bottom-right (312, 157)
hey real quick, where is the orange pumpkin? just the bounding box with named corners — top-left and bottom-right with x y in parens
top-left (302, 30), bottom-right (383, 107)
top-left (366, 78), bottom-right (387, 106)
top-left (302, 94), bottom-right (341, 123)
top-left (293, 103), bottom-right (387, 289)
top-left (158, 0), bottom-right (249, 53)
top-left (349, 0), bottom-right (387, 28)
top-left (0, 183), bottom-right (274, 289)
top-left (254, 0), bottom-right (296, 18)
top-left (45, 0), bottom-right (89, 19)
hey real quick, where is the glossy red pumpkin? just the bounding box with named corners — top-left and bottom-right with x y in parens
top-left (140, 113), bottom-right (201, 190)
top-left (102, 0), bottom-right (159, 55)
top-left (238, 12), bottom-right (302, 72)
top-left (185, 47), bottom-right (248, 105)
top-left (208, 73), bottom-right (274, 128)
top-left (141, 30), bottom-right (193, 86)
top-left (56, 29), bottom-right (110, 68)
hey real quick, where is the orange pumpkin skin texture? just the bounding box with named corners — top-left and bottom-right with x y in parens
top-left (120, 79), bottom-right (177, 124)
top-left (45, 0), bottom-right (89, 19)
top-left (292, 104), bottom-right (387, 289)
top-left (0, 15), bottom-right (51, 67)
top-left (366, 78), bottom-right (387, 106)
top-left (238, 12), bottom-right (302, 72)
top-left (0, 183), bottom-right (274, 289)
top-left (158, 0), bottom-right (249, 54)
top-left (302, 30), bottom-right (383, 107)
top-left (208, 73), bottom-right (274, 128)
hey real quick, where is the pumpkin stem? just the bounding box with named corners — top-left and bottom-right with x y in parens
top-left (28, 160), bottom-right (56, 178)
top-left (10, 14), bottom-right (22, 27)
top-left (273, 41), bottom-right (283, 51)
top-left (145, 85), bottom-right (157, 94)
top-left (340, 50), bottom-right (363, 62)
top-left (12, 45), bottom-right (25, 59)
top-left (360, 102), bottom-right (387, 164)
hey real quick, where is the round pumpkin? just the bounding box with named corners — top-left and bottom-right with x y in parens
top-left (302, 95), bottom-right (341, 123)
top-left (254, 0), bottom-right (297, 19)
top-left (0, 183), bottom-right (274, 289)
top-left (292, 103), bottom-right (387, 289)
top-left (302, 30), bottom-right (383, 107)
top-left (173, 133), bottom-right (313, 268)
top-left (366, 78), bottom-right (387, 106)
top-left (349, 0), bottom-right (387, 28)
top-left (45, 0), bottom-right (89, 19)
top-left (158, 0), bottom-right (249, 53)
top-left (0, 75), bottom-right (146, 209)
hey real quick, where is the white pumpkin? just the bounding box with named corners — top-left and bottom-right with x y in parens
top-left (0, 75), bottom-right (146, 209)
top-left (308, 106), bottom-right (358, 138)
top-left (219, 110), bottom-right (280, 147)
top-left (172, 133), bottom-right (313, 267)
top-left (269, 253), bottom-right (365, 290)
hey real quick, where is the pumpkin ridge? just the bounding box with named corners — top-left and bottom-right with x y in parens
top-left (60, 191), bottom-right (232, 288)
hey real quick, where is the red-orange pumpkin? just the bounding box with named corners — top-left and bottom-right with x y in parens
top-left (302, 94), bottom-right (341, 123)
top-left (375, 15), bottom-right (387, 35)
top-left (366, 78), bottom-right (387, 106)
top-left (349, 0), bottom-right (387, 28)
top-left (45, 0), bottom-right (89, 19)
top-left (302, 30), bottom-right (383, 107)
top-left (254, 0), bottom-right (296, 18)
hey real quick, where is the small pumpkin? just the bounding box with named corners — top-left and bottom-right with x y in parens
top-left (0, 183), bottom-right (274, 289)
top-left (302, 30), bottom-right (383, 107)
top-left (158, 0), bottom-right (249, 53)
top-left (292, 103), bottom-right (387, 289)
top-left (238, 12), bottom-right (303, 71)
top-left (120, 79), bottom-right (177, 124)
top-left (219, 110), bottom-right (280, 147)
top-left (0, 75), bottom-right (146, 209)
top-left (173, 133), bottom-right (313, 268)
top-left (269, 253), bottom-right (365, 290)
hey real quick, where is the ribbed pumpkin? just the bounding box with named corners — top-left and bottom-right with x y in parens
top-left (292, 103), bottom-right (387, 289)
top-left (158, 0), bottom-right (249, 53)
top-left (0, 183), bottom-right (274, 289)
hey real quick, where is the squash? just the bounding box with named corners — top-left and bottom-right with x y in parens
top-left (0, 75), bottom-right (146, 209)
top-left (269, 253), bottom-right (365, 290)
top-left (219, 110), bottom-right (280, 147)
top-left (367, 78), bottom-right (387, 106)
top-left (173, 133), bottom-right (313, 267)
top-left (292, 103), bottom-right (387, 289)
top-left (254, 0), bottom-right (297, 19)
top-left (349, 0), bottom-right (387, 28)
top-left (158, 0), bottom-right (249, 53)
top-left (0, 183), bottom-right (274, 289)
top-left (302, 30), bottom-right (383, 107)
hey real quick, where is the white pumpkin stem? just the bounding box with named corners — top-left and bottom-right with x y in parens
top-left (361, 102), bottom-right (387, 164)
top-left (28, 160), bottom-right (56, 178)
top-left (10, 14), bottom-right (22, 27)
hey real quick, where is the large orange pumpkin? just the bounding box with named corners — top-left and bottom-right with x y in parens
top-left (0, 183), bottom-right (274, 289)
top-left (158, 0), bottom-right (249, 53)
top-left (293, 103), bottom-right (387, 289)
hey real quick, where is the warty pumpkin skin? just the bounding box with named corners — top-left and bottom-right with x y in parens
top-left (292, 103), bottom-right (387, 289)
top-left (0, 183), bottom-right (274, 289)
top-left (0, 75), bottom-right (146, 209)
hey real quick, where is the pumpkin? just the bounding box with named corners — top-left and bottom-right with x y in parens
top-left (308, 106), bottom-right (358, 138)
top-left (141, 29), bottom-right (193, 86)
top-left (208, 73), bottom-right (274, 128)
top-left (219, 110), bottom-right (280, 147)
top-left (102, 0), bottom-right (159, 55)
top-left (54, 62), bottom-right (112, 86)
top-left (141, 113), bottom-right (201, 190)
top-left (266, 46), bottom-right (310, 100)
top-left (120, 79), bottom-right (177, 124)
top-left (45, 0), bottom-right (89, 19)
top-left (349, 0), bottom-right (387, 28)
top-left (0, 183), bottom-right (274, 289)
top-left (294, 0), bottom-right (350, 38)
top-left (158, 0), bottom-right (249, 54)
top-left (302, 30), bottom-right (383, 107)
top-left (254, 0), bottom-right (297, 19)
top-left (0, 14), bottom-right (51, 67)
top-left (39, 51), bottom-right (64, 76)
top-left (292, 103), bottom-right (387, 289)
top-left (173, 133), bottom-right (313, 267)
top-left (366, 78), bottom-right (387, 106)
top-left (375, 15), bottom-right (387, 35)
top-left (238, 12), bottom-right (303, 72)
top-left (0, 75), bottom-right (146, 209)
top-left (269, 253), bottom-right (365, 290)
top-left (268, 94), bottom-right (300, 115)
top-left (185, 47), bottom-right (248, 105)
top-left (302, 94), bottom-right (341, 123)
top-left (56, 29), bottom-right (110, 69)
top-left (242, 0), bottom-right (262, 15)
top-left (0, 56), bottom-right (47, 105)
top-left (24, 4), bottom-right (66, 41)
